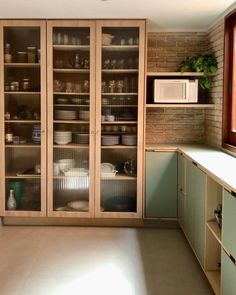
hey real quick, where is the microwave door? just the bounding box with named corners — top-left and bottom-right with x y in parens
top-left (158, 81), bottom-right (187, 102)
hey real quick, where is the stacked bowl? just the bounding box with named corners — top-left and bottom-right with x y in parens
top-left (55, 110), bottom-right (76, 120)
top-left (54, 131), bottom-right (72, 145)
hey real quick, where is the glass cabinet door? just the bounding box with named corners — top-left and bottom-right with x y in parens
top-left (95, 20), bottom-right (146, 218)
top-left (0, 21), bottom-right (47, 216)
top-left (47, 21), bottom-right (95, 217)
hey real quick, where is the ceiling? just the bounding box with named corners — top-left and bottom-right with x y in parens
top-left (0, 0), bottom-right (235, 31)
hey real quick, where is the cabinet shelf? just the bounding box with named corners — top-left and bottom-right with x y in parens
top-left (102, 105), bottom-right (137, 108)
top-left (147, 71), bottom-right (205, 77)
top-left (54, 104), bottom-right (90, 107)
top-left (5, 144), bottom-right (41, 148)
top-left (53, 69), bottom-right (90, 74)
top-left (206, 221), bottom-right (222, 245)
top-left (5, 120), bottom-right (41, 123)
top-left (53, 120), bottom-right (89, 124)
top-left (102, 45), bottom-right (139, 51)
top-left (4, 63), bottom-right (40, 68)
top-left (53, 144), bottom-right (89, 149)
top-left (102, 93), bottom-right (138, 96)
top-left (102, 69), bottom-right (138, 74)
top-left (101, 121), bottom-right (137, 124)
top-left (146, 104), bottom-right (215, 109)
top-left (5, 174), bottom-right (41, 179)
top-left (4, 91), bottom-right (41, 95)
top-left (53, 45), bottom-right (90, 51)
top-left (101, 174), bottom-right (136, 180)
top-left (101, 145), bottom-right (137, 149)
top-left (53, 92), bottom-right (89, 96)
top-left (205, 271), bottom-right (221, 295)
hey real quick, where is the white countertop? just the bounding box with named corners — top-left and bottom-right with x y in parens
top-left (146, 144), bottom-right (236, 193)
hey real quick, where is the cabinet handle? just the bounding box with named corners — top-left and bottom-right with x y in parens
top-left (192, 161), bottom-right (197, 166)
top-left (231, 191), bottom-right (236, 198)
top-left (229, 254), bottom-right (236, 265)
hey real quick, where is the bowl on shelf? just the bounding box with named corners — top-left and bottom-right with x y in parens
top-left (57, 159), bottom-right (75, 172)
top-left (121, 134), bottom-right (137, 145)
top-left (101, 135), bottom-right (120, 145)
top-left (67, 200), bottom-right (89, 211)
top-left (56, 97), bottom-right (68, 104)
top-left (55, 110), bottom-right (77, 120)
top-left (78, 110), bottom-right (90, 121)
top-left (54, 131), bottom-right (72, 145)
top-left (101, 162), bottom-right (117, 177)
top-left (102, 34), bottom-right (114, 45)
top-left (73, 133), bottom-right (89, 144)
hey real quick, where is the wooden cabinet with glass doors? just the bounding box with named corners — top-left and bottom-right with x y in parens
top-left (0, 20), bottom-right (47, 216)
top-left (95, 20), bottom-right (146, 218)
top-left (47, 21), bottom-right (96, 217)
top-left (47, 20), bottom-right (146, 218)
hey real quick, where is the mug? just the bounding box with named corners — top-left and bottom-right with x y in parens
top-left (35, 164), bottom-right (41, 174)
top-left (124, 159), bottom-right (136, 175)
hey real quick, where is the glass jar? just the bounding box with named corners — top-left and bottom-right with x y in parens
top-left (4, 43), bottom-right (12, 63)
top-left (27, 47), bottom-right (36, 63)
top-left (16, 52), bottom-right (27, 63)
top-left (22, 79), bottom-right (31, 91)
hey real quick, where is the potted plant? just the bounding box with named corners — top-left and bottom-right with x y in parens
top-left (179, 53), bottom-right (218, 90)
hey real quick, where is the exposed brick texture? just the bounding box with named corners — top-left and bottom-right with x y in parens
top-left (205, 20), bottom-right (224, 148)
top-left (146, 32), bottom-right (208, 144)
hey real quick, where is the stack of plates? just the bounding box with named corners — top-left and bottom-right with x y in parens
top-left (63, 168), bottom-right (88, 177)
top-left (78, 110), bottom-right (89, 121)
top-left (73, 133), bottom-right (89, 144)
top-left (54, 131), bottom-right (72, 145)
top-left (121, 134), bottom-right (137, 145)
top-left (101, 135), bottom-right (120, 145)
top-left (55, 110), bottom-right (76, 120)
top-left (67, 200), bottom-right (89, 211)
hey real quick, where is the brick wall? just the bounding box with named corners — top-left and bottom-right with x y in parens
top-left (205, 20), bottom-right (224, 147)
top-left (146, 32), bottom-right (208, 144)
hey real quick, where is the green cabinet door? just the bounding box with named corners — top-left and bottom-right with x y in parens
top-left (146, 152), bottom-right (177, 218)
top-left (185, 160), bottom-right (196, 246)
top-left (178, 152), bottom-right (186, 229)
top-left (185, 160), bottom-right (206, 267)
top-left (222, 189), bottom-right (236, 259)
top-left (221, 250), bottom-right (236, 295)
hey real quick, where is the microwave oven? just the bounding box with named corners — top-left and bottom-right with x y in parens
top-left (153, 79), bottom-right (198, 103)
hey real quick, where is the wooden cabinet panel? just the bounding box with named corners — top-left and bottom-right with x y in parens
top-left (146, 151), bottom-right (177, 218)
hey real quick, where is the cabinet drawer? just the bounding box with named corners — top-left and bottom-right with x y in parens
top-left (222, 190), bottom-right (236, 258)
top-left (221, 250), bottom-right (236, 295)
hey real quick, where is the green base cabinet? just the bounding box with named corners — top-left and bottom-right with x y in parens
top-left (146, 151), bottom-right (177, 218)
top-left (222, 189), bottom-right (236, 259)
top-left (221, 250), bottom-right (236, 295)
top-left (185, 160), bottom-right (206, 267)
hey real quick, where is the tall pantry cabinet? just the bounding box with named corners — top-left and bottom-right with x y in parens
top-left (0, 20), bottom-right (47, 217)
top-left (0, 19), bottom-right (146, 219)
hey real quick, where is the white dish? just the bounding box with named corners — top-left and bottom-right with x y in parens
top-left (101, 171), bottom-right (117, 177)
top-left (101, 162), bottom-right (115, 173)
top-left (67, 200), bottom-right (89, 210)
top-left (63, 168), bottom-right (88, 176)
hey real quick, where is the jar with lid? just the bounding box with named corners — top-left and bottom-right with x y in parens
top-left (4, 43), bottom-right (12, 63)
top-left (21, 78), bottom-right (31, 91)
top-left (10, 81), bottom-right (19, 92)
top-left (5, 123), bottom-right (13, 144)
top-left (27, 47), bottom-right (36, 63)
top-left (16, 52), bottom-right (27, 63)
